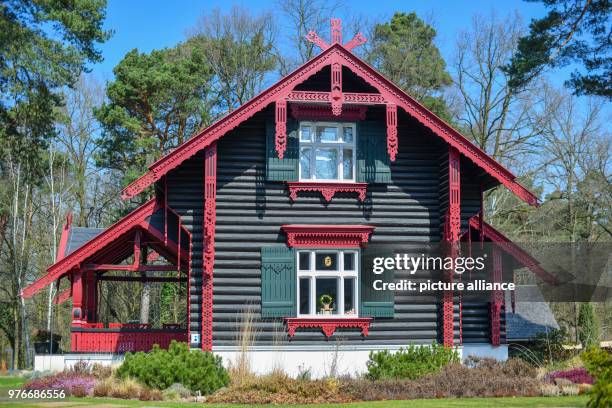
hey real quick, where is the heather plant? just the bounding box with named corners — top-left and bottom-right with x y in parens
top-left (366, 343), bottom-right (459, 380)
top-left (545, 367), bottom-right (594, 385)
top-left (23, 371), bottom-right (96, 397)
top-left (581, 347), bottom-right (612, 408)
top-left (116, 340), bottom-right (229, 394)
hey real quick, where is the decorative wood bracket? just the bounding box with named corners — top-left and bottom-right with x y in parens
top-left (275, 100), bottom-right (287, 159)
top-left (285, 317), bottom-right (372, 338)
top-left (286, 182), bottom-right (367, 202)
top-left (331, 62), bottom-right (343, 116)
top-left (281, 224), bottom-right (375, 248)
top-left (386, 103), bottom-right (398, 161)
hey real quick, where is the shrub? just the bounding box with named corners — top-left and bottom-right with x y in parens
top-left (207, 371), bottom-right (350, 405)
top-left (344, 358), bottom-right (539, 400)
top-left (545, 367), bottom-right (594, 384)
top-left (581, 347), bottom-right (612, 408)
top-left (366, 343), bottom-right (459, 380)
top-left (521, 328), bottom-right (573, 365)
top-left (116, 340), bottom-right (229, 395)
top-left (578, 303), bottom-right (600, 348)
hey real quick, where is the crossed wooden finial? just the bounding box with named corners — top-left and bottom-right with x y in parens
top-left (306, 18), bottom-right (367, 52)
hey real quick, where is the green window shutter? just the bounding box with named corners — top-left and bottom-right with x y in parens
top-left (357, 121), bottom-right (391, 183)
top-left (360, 247), bottom-right (394, 317)
top-left (266, 118), bottom-right (299, 181)
top-left (261, 246), bottom-right (296, 317)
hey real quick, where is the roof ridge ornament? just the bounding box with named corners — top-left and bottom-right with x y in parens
top-left (306, 18), bottom-right (367, 52)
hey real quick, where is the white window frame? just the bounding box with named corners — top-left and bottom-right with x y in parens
top-left (298, 122), bottom-right (357, 182)
top-left (296, 249), bottom-right (359, 318)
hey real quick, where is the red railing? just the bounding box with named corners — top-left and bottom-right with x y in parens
top-left (71, 328), bottom-right (187, 353)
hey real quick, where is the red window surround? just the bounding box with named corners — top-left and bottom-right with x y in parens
top-left (285, 317), bottom-right (372, 338)
top-left (287, 182), bottom-right (367, 202)
top-left (281, 224), bottom-right (375, 248)
top-left (281, 224), bottom-right (375, 338)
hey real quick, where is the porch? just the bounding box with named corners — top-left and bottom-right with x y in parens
top-left (22, 198), bottom-right (192, 354)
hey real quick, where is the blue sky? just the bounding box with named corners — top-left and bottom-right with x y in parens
top-left (93, 0), bottom-right (550, 82)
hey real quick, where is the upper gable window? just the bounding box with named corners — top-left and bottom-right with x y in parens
top-left (299, 122), bottom-right (356, 182)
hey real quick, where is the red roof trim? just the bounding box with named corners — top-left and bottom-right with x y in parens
top-left (56, 214), bottom-right (72, 261)
top-left (466, 217), bottom-right (556, 284)
top-left (121, 44), bottom-right (538, 206)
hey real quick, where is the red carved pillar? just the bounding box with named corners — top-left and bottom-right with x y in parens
top-left (71, 269), bottom-right (84, 328)
top-left (275, 100), bottom-right (287, 159)
top-left (443, 146), bottom-right (461, 347)
top-left (386, 104), bottom-right (398, 161)
top-left (490, 247), bottom-right (503, 346)
top-left (202, 142), bottom-right (217, 351)
top-left (85, 271), bottom-right (97, 322)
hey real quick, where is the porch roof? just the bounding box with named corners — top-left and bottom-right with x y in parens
top-left (22, 198), bottom-right (190, 299)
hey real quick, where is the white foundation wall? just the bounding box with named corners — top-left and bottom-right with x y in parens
top-left (35, 344), bottom-right (508, 377)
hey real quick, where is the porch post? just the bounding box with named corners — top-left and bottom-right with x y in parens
top-left (444, 146), bottom-right (461, 347)
top-left (490, 247), bottom-right (503, 346)
top-left (85, 270), bottom-right (97, 322)
top-left (202, 142), bottom-right (217, 351)
top-left (71, 268), bottom-right (85, 327)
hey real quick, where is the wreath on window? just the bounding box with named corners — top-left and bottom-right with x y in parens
top-left (319, 294), bottom-right (333, 310)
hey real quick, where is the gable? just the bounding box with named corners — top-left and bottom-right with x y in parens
top-left (121, 44), bottom-right (538, 207)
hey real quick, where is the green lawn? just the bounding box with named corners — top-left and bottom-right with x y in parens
top-left (0, 396), bottom-right (588, 408)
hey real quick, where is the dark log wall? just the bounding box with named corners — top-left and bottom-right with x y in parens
top-left (164, 105), bottom-right (501, 347)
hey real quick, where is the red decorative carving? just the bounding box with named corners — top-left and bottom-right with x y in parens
top-left (466, 216), bottom-right (557, 284)
top-left (490, 247), bottom-right (503, 346)
top-left (202, 142), bottom-right (217, 351)
top-left (386, 104), bottom-right (398, 161)
top-left (442, 146), bottom-right (461, 347)
top-left (331, 62), bottom-right (343, 115)
top-left (122, 44), bottom-right (539, 208)
top-left (275, 100), bottom-right (287, 159)
top-left (285, 317), bottom-right (372, 338)
top-left (305, 31), bottom-right (329, 51)
top-left (344, 33), bottom-right (367, 51)
top-left (72, 269), bottom-right (84, 327)
top-left (281, 224), bottom-right (374, 248)
top-left (330, 18), bottom-right (342, 44)
top-left (287, 91), bottom-right (385, 105)
top-left (290, 105), bottom-right (367, 121)
top-left (287, 182), bottom-right (367, 202)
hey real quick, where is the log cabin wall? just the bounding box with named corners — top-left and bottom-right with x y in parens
top-left (163, 103), bottom-right (501, 348)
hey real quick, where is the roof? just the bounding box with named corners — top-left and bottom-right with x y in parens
top-left (506, 286), bottom-right (559, 341)
top-left (120, 42), bottom-right (539, 207)
top-left (64, 227), bottom-right (104, 257)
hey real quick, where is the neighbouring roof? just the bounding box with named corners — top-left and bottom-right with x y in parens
top-left (120, 43), bottom-right (539, 207)
top-left (64, 227), bottom-right (104, 257)
top-left (506, 286), bottom-right (559, 342)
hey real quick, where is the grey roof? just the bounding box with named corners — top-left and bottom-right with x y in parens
top-left (64, 227), bottom-right (104, 257)
top-left (506, 285), bottom-right (559, 341)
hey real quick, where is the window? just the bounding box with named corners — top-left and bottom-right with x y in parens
top-left (299, 122), bottom-right (356, 182)
top-left (297, 250), bottom-right (358, 317)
